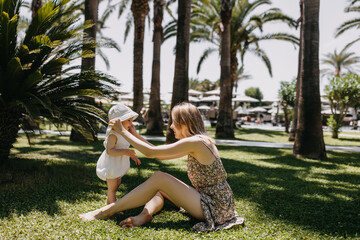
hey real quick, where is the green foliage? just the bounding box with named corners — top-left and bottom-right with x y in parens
top-left (245, 87), bottom-right (263, 102)
top-left (321, 46), bottom-right (360, 78)
top-left (0, 0), bottom-right (119, 124)
top-left (278, 79), bottom-right (296, 107)
top-left (0, 0), bottom-right (119, 159)
top-left (324, 74), bottom-right (360, 138)
top-left (189, 78), bottom-right (218, 92)
top-left (336, 0), bottom-right (360, 49)
top-left (191, 0), bottom-right (299, 76)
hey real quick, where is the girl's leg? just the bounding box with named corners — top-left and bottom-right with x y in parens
top-left (79, 171), bottom-right (204, 221)
top-left (106, 178), bottom-right (122, 204)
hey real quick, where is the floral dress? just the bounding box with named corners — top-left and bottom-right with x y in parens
top-left (187, 140), bottom-right (245, 232)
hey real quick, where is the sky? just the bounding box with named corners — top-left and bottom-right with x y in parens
top-left (96, 0), bottom-right (359, 100)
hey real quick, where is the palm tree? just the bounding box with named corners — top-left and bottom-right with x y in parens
top-left (321, 47), bottom-right (360, 78)
top-left (0, 0), bottom-right (118, 161)
top-left (111, 0), bottom-right (150, 121)
top-left (289, 1), bottom-right (303, 142)
top-left (293, 0), bottom-right (326, 160)
top-left (70, 0), bottom-right (100, 143)
top-left (81, 0), bottom-right (99, 72)
top-left (336, 0), bottom-right (360, 48)
top-left (131, 0), bottom-right (149, 122)
top-left (193, 0), bottom-right (298, 92)
top-left (216, 0), bottom-right (233, 138)
top-left (146, 0), bottom-right (165, 135)
top-left (234, 66), bottom-right (251, 93)
top-left (165, 0), bottom-right (192, 143)
top-left (192, 0), bottom-right (298, 137)
top-left (31, 0), bottom-right (42, 17)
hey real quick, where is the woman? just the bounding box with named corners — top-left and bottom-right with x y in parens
top-left (79, 102), bottom-right (244, 231)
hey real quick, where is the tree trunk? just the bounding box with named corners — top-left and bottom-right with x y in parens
top-left (332, 128), bottom-right (338, 138)
top-left (81, 0), bottom-right (98, 71)
top-left (293, 0), bottom-right (326, 160)
top-left (289, 0), bottom-right (303, 142)
top-left (71, 0), bottom-right (99, 142)
top-left (131, 0), bottom-right (149, 123)
top-left (146, 0), bottom-right (164, 135)
top-left (216, 0), bottom-right (234, 139)
top-left (230, 50), bottom-right (238, 91)
top-left (0, 108), bottom-right (22, 161)
top-left (284, 107), bottom-right (290, 133)
top-left (31, 0), bottom-right (42, 18)
top-left (166, 0), bottom-right (191, 143)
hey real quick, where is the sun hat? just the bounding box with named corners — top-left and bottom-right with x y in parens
top-left (108, 103), bottom-right (138, 122)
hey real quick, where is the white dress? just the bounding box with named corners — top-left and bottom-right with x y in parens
top-left (96, 130), bottom-right (130, 181)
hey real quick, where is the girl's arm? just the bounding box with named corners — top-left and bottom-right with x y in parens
top-left (106, 134), bottom-right (141, 165)
top-left (109, 119), bottom-right (201, 160)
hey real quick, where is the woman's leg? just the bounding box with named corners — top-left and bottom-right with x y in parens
top-left (119, 190), bottom-right (186, 227)
top-left (79, 171), bottom-right (204, 221)
top-left (106, 178), bottom-right (122, 205)
top-left (119, 191), bottom-right (164, 227)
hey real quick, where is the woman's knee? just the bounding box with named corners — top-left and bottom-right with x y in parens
top-left (150, 171), bottom-right (171, 184)
top-left (152, 171), bottom-right (166, 178)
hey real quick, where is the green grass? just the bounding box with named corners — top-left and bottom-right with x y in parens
top-left (203, 127), bottom-right (360, 147)
top-left (1, 134), bottom-right (359, 239)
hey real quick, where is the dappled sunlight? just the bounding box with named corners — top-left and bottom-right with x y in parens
top-left (241, 157), bottom-right (306, 171)
top-left (301, 193), bottom-right (333, 202)
top-left (2, 135), bottom-right (360, 238)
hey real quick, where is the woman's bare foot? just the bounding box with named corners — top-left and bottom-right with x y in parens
top-left (78, 209), bottom-right (102, 221)
top-left (119, 212), bottom-right (153, 227)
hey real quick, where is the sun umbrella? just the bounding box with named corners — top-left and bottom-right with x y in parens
top-left (188, 89), bottom-right (203, 96)
top-left (200, 95), bottom-right (220, 102)
top-left (232, 95), bottom-right (259, 103)
top-left (197, 105), bottom-right (211, 110)
top-left (248, 107), bottom-right (267, 113)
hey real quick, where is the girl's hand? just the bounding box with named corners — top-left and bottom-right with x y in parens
top-left (109, 119), bottom-right (124, 133)
top-left (125, 149), bottom-right (141, 165)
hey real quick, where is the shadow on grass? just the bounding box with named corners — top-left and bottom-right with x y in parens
top-left (1, 135), bottom-right (359, 237)
top-left (222, 146), bottom-right (360, 237)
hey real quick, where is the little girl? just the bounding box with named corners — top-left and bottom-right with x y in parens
top-left (96, 103), bottom-right (141, 205)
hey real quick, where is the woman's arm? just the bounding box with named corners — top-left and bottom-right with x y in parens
top-left (109, 119), bottom-right (199, 159)
top-left (128, 124), bottom-right (154, 146)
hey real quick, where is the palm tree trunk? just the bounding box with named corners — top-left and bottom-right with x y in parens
top-left (284, 108), bottom-right (290, 133)
top-left (289, 0), bottom-right (303, 141)
top-left (71, 0), bottom-right (99, 142)
top-left (81, 0), bottom-right (98, 71)
top-left (293, 0), bottom-right (326, 160)
top-left (166, 0), bottom-right (191, 143)
top-left (230, 50), bottom-right (238, 91)
top-left (216, 0), bottom-right (234, 139)
top-left (131, 0), bottom-right (149, 123)
top-left (146, 0), bottom-right (164, 135)
top-left (0, 108), bottom-right (22, 161)
top-left (31, 0), bottom-right (42, 18)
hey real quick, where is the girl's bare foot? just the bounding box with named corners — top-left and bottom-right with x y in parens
top-left (119, 212), bottom-right (153, 227)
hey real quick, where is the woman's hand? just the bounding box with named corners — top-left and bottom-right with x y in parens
top-left (109, 118), bottom-right (125, 134)
top-left (128, 122), bottom-right (137, 135)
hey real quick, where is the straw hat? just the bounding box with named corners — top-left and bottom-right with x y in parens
top-left (108, 103), bottom-right (138, 121)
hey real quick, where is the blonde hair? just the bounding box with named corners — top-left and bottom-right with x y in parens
top-left (171, 102), bottom-right (214, 143)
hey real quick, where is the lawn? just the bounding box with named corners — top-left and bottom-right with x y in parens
top-left (1, 134), bottom-right (359, 239)
top-left (204, 127), bottom-right (360, 147)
